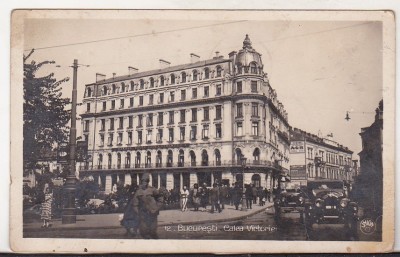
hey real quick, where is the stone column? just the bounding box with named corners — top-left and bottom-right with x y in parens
top-left (105, 175), bottom-right (112, 194)
top-left (211, 172), bottom-right (214, 185)
top-left (180, 172), bottom-right (183, 190)
top-left (125, 173), bottom-right (131, 186)
top-left (149, 172), bottom-right (152, 185)
top-left (158, 173), bottom-right (161, 188)
top-left (166, 172), bottom-right (174, 190)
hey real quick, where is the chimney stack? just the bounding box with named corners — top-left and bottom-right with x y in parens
top-left (96, 73), bottom-right (106, 82)
top-left (112, 73), bottom-right (116, 79)
top-left (128, 66), bottom-right (138, 76)
top-left (159, 59), bottom-right (170, 69)
top-left (190, 53), bottom-right (200, 63)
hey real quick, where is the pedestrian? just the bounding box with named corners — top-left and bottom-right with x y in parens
top-left (209, 183), bottom-right (221, 213)
top-left (229, 183), bottom-right (234, 206)
top-left (266, 188), bottom-right (271, 202)
top-left (121, 184), bottom-right (139, 237)
top-left (191, 183), bottom-right (201, 211)
top-left (40, 185), bottom-right (53, 228)
top-left (252, 184), bottom-right (258, 204)
top-left (245, 184), bottom-right (253, 209)
top-left (180, 186), bottom-right (189, 212)
top-left (258, 187), bottom-right (264, 206)
top-left (232, 182), bottom-right (242, 210)
top-left (200, 183), bottom-right (209, 211)
top-left (132, 173), bottom-right (164, 239)
top-left (220, 184), bottom-right (229, 210)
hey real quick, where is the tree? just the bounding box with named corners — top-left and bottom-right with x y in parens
top-left (23, 50), bottom-right (71, 173)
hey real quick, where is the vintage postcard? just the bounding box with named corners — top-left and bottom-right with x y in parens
top-left (10, 10), bottom-right (395, 253)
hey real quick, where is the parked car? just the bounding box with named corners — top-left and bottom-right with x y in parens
top-left (274, 188), bottom-right (306, 220)
top-left (304, 180), bottom-right (358, 236)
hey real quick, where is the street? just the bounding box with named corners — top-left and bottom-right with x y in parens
top-left (24, 206), bottom-right (371, 241)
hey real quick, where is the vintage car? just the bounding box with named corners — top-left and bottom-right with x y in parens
top-left (274, 188), bottom-right (306, 219)
top-left (304, 180), bottom-right (358, 230)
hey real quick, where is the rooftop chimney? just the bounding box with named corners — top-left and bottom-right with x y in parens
top-left (190, 53), bottom-right (200, 63)
top-left (96, 73), bottom-right (106, 82)
top-left (159, 59), bottom-right (170, 69)
top-left (112, 73), bottom-right (116, 79)
top-left (128, 66), bottom-right (138, 76)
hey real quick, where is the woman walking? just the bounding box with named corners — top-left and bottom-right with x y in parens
top-left (121, 184), bottom-right (139, 237)
top-left (40, 186), bottom-right (53, 228)
top-left (180, 186), bottom-right (189, 212)
top-left (191, 183), bottom-right (201, 211)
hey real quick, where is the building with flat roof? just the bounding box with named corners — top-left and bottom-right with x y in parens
top-left (80, 35), bottom-right (290, 193)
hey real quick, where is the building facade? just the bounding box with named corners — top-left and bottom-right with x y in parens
top-left (80, 35), bottom-right (290, 193)
top-left (289, 127), bottom-right (354, 188)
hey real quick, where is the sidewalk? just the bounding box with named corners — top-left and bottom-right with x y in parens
top-left (24, 202), bottom-right (273, 232)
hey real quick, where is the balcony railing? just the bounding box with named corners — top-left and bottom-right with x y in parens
top-left (80, 160), bottom-right (274, 171)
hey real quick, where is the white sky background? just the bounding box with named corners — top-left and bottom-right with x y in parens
top-left (24, 18), bottom-right (382, 160)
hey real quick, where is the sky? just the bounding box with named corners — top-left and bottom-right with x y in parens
top-left (23, 15), bottom-right (383, 160)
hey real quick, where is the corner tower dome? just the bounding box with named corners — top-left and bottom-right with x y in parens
top-left (235, 34), bottom-right (263, 71)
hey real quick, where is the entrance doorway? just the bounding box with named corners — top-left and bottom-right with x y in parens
top-left (197, 172), bottom-right (211, 187)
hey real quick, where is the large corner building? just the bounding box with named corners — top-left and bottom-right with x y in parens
top-left (80, 35), bottom-right (290, 193)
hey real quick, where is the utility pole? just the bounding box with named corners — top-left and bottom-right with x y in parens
top-left (62, 59), bottom-right (79, 224)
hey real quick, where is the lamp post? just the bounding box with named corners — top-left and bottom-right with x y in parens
top-left (240, 155), bottom-right (247, 211)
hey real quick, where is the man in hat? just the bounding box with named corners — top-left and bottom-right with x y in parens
top-left (132, 172), bottom-right (164, 239)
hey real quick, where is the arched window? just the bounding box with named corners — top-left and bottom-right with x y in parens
top-left (253, 148), bottom-right (260, 164)
top-left (108, 153), bottom-right (112, 169)
top-left (117, 153), bottom-right (121, 169)
top-left (98, 154), bottom-right (103, 169)
top-left (251, 174), bottom-right (261, 187)
top-left (190, 151), bottom-right (196, 166)
top-left (181, 72), bottom-right (187, 83)
top-left (192, 70), bottom-right (198, 81)
top-left (167, 150), bottom-right (173, 167)
top-left (216, 66), bottom-right (222, 77)
top-left (130, 81), bottom-right (134, 91)
top-left (140, 79), bottom-right (144, 90)
top-left (170, 74), bottom-right (175, 84)
top-left (235, 148), bottom-right (242, 165)
top-left (204, 68), bottom-right (210, 79)
top-left (87, 87), bottom-right (92, 97)
top-left (178, 149), bottom-right (184, 167)
top-left (201, 150), bottom-right (208, 166)
top-left (215, 149), bottom-right (221, 166)
top-left (102, 86), bottom-right (108, 96)
top-left (135, 152), bottom-right (141, 168)
top-left (156, 150), bottom-right (162, 167)
top-left (150, 77), bottom-right (155, 88)
top-left (112, 84), bottom-right (116, 94)
top-left (125, 152), bottom-right (131, 168)
top-left (237, 65), bottom-right (242, 74)
top-left (146, 151), bottom-right (151, 168)
top-left (121, 82), bottom-right (126, 92)
top-left (250, 62), bottom-right (257, 74)
top-left (160, 76), bottom-right (165, 86)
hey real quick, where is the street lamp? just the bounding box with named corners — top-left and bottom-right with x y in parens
top-left (240, 155), bottom-right (247, 211)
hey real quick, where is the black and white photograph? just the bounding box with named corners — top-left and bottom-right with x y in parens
top-left (10, 10), bottom-right (395, 253)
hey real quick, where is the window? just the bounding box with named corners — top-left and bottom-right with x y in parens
top-left (190, 126), bottom-right (197, 140)
top-left (147, 114), bottom-right (153, 127)
top-left (109, 118), bottom-right (114, 130)
top-left (138, 115), bottom-right (143, 127)
top-left (137, 131), bottom-right (142, 144)
top-left (252, 103), bottom-right (259, 117)
top-left (86, 88), bottom-right (92, 97)
top-left (117, 132), bottom-right (123, 145)
top-left (204, 68), bottom-right (210, 79)
top-left (192, 88), bottom-right (197, 99)
top-left (150, 77), bottom-right (154, 88)
top-left (146, 130), bottom-right (152, 143)
top-left (139, 96), bottom-right (143, 106)
top-left (129, 97), bottom-right (134, 107)
top-left (203, 107), bottom-right (209, 121)
top-left (170, 74), bottom-right (175, 84)
top-left (100, 119), bottom-right (105, 131)
top-left (236, 122), bottom-right (243, 136)
top-left (140, 79), bottom-right (144, 90)
top-left (237, 65), bottom-right (242, 74)
top-left (127, 132), bottom-right (132, 144)
top-left (130, 81), bottom-right (134, 91)
top-left (99, 134), bottom-right (104, 146)
top-left (181, 89), bottom-right (186, 101)
top-left (252, 122), bottom-right (259, 136)
top-left (216, 66), bottom-right (222, 77)
top-left (237, 82), bottom-right (242, 93)
top-left (121, 82), bottom-right (126, 92)
top-left (319, 150), bottom-right (324, 161)
top-left (180, 110), bottom-right (186, 123)
top-left (86, 103), bottom-right (90, 112)
top-left (178, 150), bottom-right (184, 167)
top-left (160, 76), bottom-right (165, 86)
top-left (251, 81), bottom-right (258, 93)
top-left (159, 93), bottom-right (164, 104)
top-left (118, 117), bottom-right (123, 129)
top-left (168, 111), bottom-right (174, 124)
top-left (192, 70), bottom-right (198, 81)
top-left (146, 152), bottom-right (151, 167)
top-left (128, 116), bottom-right (133, 128)
top-left (253, 148), bottom-right (260, 162)
top-left (84, 120), bottom-right (89, 132)
top-left (108, 133), bottom-right (113, 146)
top-left (202, 125), bottom-right (209, 139)
top-left (180, 127), bottom-right (185, 141)
top-left (237, 103), bottom-right (243, 117)
top-left (215, 105), bottom-right (222, 120)
top-left (158, 112), bottom-right (163, 126)
top-left (112, 84), bottom-right (116, 94)
top-left (169, 91), bottom-right (175, 102)
top-left (156, 129), bottom-right (163, 143)
top-left (149, 94), bottom-right (154, 105)
top-left (307, 147), bottom-right (313, 159)
top-left (168, 128), bottom-right (174, 142)
top-left (102, 101), bottom-right (106, 111)
top-left (250, 63), bottom-right (257, 74)
top-left (125, 152), bottom-right (131, 167)
top-left (181, 72), bottom-right (186, 83)
top-left (216, 124), bottom-right (222, 138)
top-left (102, 86), bottom-right (108, 96)
top-left (204, 86), bottom-right (209, 97)
top-left (216, 84), bottom-right (222, 96)
top-left (191, 108), bottom-right (197, 122)
top-left (120, 99), bottom-right (124, 109)
top-left (167, 150), bottom-right (173, 167)
top-left (111, 100), bottom-right (115, 110)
